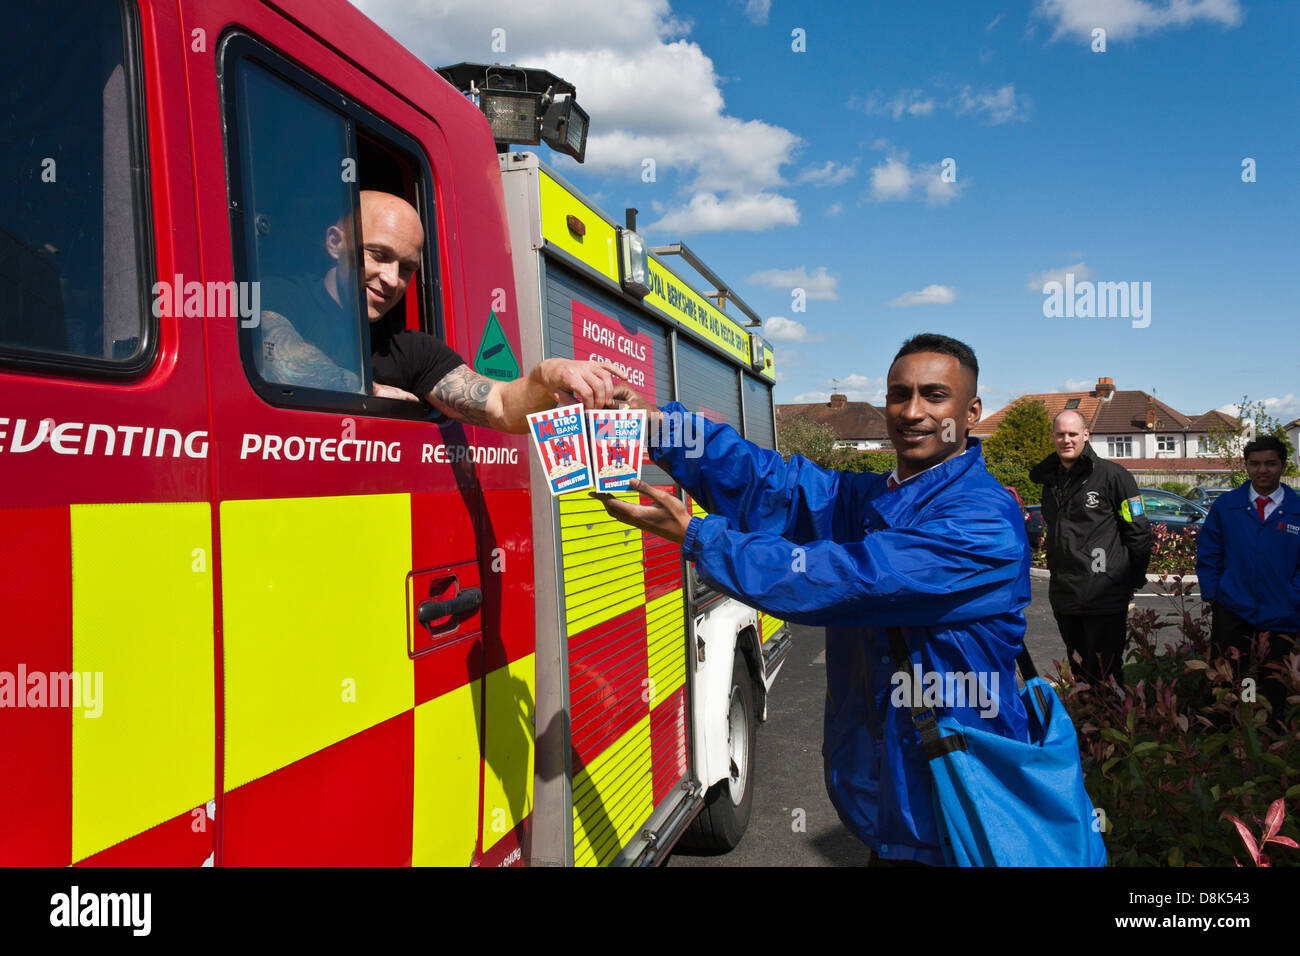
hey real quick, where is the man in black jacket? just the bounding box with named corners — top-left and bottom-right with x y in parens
top-left (1029, 410), bottom-right (1153, 685)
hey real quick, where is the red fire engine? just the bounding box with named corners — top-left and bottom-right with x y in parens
top-left (0, 0), bottom-right (788, 866)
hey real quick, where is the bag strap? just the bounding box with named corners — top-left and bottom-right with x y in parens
top-left (886, 627), bottom-right (967, 760)
top-left (1015, 645), bottom-right (1052, 721)
top-left (887, 627), bottom-right (1053, 746)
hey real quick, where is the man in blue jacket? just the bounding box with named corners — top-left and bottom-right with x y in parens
top-left (1196, 435), bottom-right (1300, 721)
top-left (596, 333), bottom-right (1032, 865)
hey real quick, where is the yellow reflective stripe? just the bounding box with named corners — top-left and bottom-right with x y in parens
top-left (646, 590), bottom-right (686, 702)
top-left (481, 653), bottom-right (536, 852)
top-left (760, 612), bottom-right (785, 644)
top-left (70, 502), bottom-right (214, 861)
top-left (220, 494), bottom-right (412, 790)
top-left (572, 716), bottom-right (653, 867)
top-left (559, 495), bottom-right (646, 636)
top-left (567, 588), bottom-right (646, 637)
top-left (413, 681), bottom-right (482, 866)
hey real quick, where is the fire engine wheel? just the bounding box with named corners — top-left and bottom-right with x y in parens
top-left (682, 651), bottom-right (756, 851)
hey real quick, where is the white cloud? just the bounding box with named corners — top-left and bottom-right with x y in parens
top-left (1026, 261), bottom-right (1095, 291)
top-left (731, 0), bottom-right (771, 25)
top-left (867, 152), bottom-right (967, 205)
top-left (1222, 395), bottom-right (1300, 424)
top-left (648, 191), bottom-right (798, 234)
top-left (747, 266), bottom-right (839, 300)
top-left (840, 373), bottom-right (883, 390)
top-left (887, 285), bottom-right (957, 307)
top-left (852, 84), bottom-right (1029, 125)
top-left (1061, 378), bottom-right (1094, 391)
top-left (792, 374), bottom-right (886, 404)
top-left (1034, 0), bottom-right (1243, 43)
top-left (352, 0), bottom-right (802, 231)
top-left (852, 89), bottom-right (936, 120)
top-left (797, 160), bottom-right (857, 187)
top-left (763, 316), bottom-right (808, 342)
top-left (826, 202), bottom-right (844, 217)
top-left (955, 84), bottom-right (1030, 125)
top-left (1263, 395), bottom-right (1300, 422)
top-left (352, 0), bottom-right (689, 58)
top-left (986, 13), bottom-right (1005, 30)
top-left (922, 164), bottom-right (964, 205)
top-left (869, 156), bottom-right (913, 201)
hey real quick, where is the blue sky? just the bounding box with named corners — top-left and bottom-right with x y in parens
top-left (355, 0), bottom-right (1299, 423)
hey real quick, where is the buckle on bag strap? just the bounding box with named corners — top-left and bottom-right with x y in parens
top-left (887, 627), bottom-right (969, 760)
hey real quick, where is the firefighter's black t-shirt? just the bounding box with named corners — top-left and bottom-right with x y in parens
top-left (369, 316), bottom-right (466, 399)
top-left (259, 274), bottom-right (467, 398)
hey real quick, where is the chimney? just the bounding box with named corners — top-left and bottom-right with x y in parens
top-left (829, 393), bottom-right (847, 409)
top-left (1145, 396), bottom-right (1157, 430)
top-left (1095, 377), bottom-right (1115, 400)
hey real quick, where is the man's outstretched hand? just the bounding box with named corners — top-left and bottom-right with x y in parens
top-left (532, 358), bottom-right (627, 408)
top-left (609, 383), bottom-right (664, 441)
top-left (592, 478), bottom-right (691, 545)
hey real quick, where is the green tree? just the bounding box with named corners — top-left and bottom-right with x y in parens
top-left (1203, 396), bottom-right (1298, 484)
top-left (836, 449), bottom-right (898, 474)
top-left (776, 417), bottom-right (838, 466)
top-left (981, 399), bottom-right (1055, 505)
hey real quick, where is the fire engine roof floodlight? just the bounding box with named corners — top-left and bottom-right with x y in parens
top-left (541, 96), bottom-right (589, 163)
top-left (481, 86), bottom-right (543, 147)
top-left (437, 62), bottom-right (587, 163)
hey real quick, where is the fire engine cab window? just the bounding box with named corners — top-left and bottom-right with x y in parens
top-left (231, 61), bottom-right (368, 395)
top-left (0, 0), bottom-right (151, 371)
top-left (225, 48), bottom-right (440, 411)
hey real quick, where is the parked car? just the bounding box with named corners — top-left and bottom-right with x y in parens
top-left (1186, 486), bottom-right (1231, 508)
top-left (1025, 505), bottom-right (1045, 549)
top-left (1138, 488), bottom-right (1209, 532)
top-left (1025, 490), bottom-right (1205, 549)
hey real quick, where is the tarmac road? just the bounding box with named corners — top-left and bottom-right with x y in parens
top-left (666, 574), bottom-right (1202, 867)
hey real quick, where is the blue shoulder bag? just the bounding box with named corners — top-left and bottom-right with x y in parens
top-left (888, 628), bottom-right (1108, 867)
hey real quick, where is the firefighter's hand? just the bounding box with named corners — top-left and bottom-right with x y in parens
top-left (532, 358), bottom-right (626, 408)
top-left (592, 478), bottom-right (690, 545)
top-left (373, 382), bottom-right (420, 401)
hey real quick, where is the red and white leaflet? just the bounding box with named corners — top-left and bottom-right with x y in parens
top-left (527, 403), bottom-right (594, 496)
top-left (586, 408), bottom-right (646, 493)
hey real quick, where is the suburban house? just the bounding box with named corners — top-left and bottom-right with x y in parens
top-left (775, 393), bottom-right (892, 451)
top-left (971, 377), bottom-right (1240, 478)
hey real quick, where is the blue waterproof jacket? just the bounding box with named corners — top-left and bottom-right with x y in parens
top-left (1195, 483), bottom-right (1300, 631)
top-left (653, 404), bottom-right (1032, 864)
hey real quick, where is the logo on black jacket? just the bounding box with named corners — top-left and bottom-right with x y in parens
top-left (1085, 491), bottom-right (1100, 508)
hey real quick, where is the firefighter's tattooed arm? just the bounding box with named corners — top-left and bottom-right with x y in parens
top-left (426, 358), bottom-right (626, 433)
top-left (426, 365), bottom-right (496, 428)
top-left (258, 310), bottom-right (362, 392)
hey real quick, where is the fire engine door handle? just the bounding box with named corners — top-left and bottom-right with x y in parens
top-left (417, 587), bottom-right (482, 628)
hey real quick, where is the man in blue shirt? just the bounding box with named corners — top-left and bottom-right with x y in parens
top-left (1196, 435), bottom-right (1300, 722)
top-left (596, 334), bottom-right (1033, 865)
